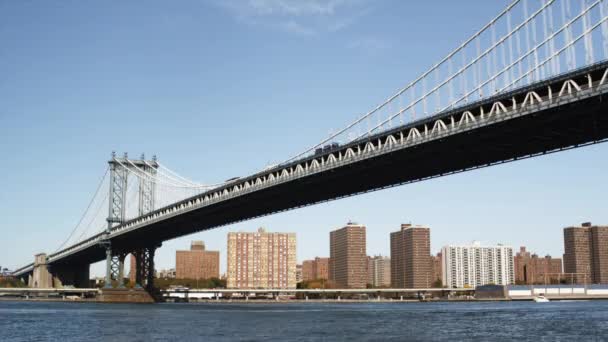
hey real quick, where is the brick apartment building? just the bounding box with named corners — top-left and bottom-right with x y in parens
top-left (329, 223), bottom-right (367, 288)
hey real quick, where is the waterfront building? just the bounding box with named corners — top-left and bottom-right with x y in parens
top-left (296, 264), bottom-right (303, 283)
top-left (390, 224), bottom-right (432, 288)
top-left (157, 268), bottom-right (177, 279)
top-left (176, 241), bottom-right (220, 280)
top-left (227, 227), bottom-right (297, 289)
top-left (564, 222), bottom-right (608, 284)
top-left (302, 257), bottom-right (330, 281)
top-left (302, 260), bottom-right (314, 281)
top-left (366, 256), bottom-right (373, 286)
top-left (329, 222), bottom-right (367, 288)
top-left (431, 252), bottom-right (442, 286)
top-left (514, 247), bottom-right (563, 284)
top-left (442, 242), bottom-right (514, 288)
top-left (367, 255), bottom-right (391, 287)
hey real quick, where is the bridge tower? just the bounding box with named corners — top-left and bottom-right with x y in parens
top-left (103, 152), bottom-right (159, 290)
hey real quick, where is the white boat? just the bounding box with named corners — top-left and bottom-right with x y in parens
top-left (533, 295), bottom-right (550, 303)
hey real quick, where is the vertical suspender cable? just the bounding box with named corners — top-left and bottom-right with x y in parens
top-left (601, 0), bottom-right (608, 59)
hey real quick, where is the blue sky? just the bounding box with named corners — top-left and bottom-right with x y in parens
top-left (1, 0), bottom-right (607, 276)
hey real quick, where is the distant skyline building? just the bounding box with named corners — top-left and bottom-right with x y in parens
top-left (227, 227), bottom-right (297, 289)
top-left (514, 247), bottom-right (562, 284)
top-left (564, 222), bottom-right (608, 284)
top-left (390, 224), bottom-right (432, 288)
top-left (367, 255), bottom-right (391, 287)
top-left (302, 257), bottom-right (329, 281)
top-left (329, 222), bottom-right (367, 289)
top-left (442, 242), bottom-right (514, 288)
top-left (157, 268), bottom-right (176, 279)
top-left (296, 264), bottom-right (303, 284)
top-left (431, 252), bottom-right (442, 286)
top-left (302, 261), bottom-right (314, 281)
top-left (175, 241), bottom-right (220, 280)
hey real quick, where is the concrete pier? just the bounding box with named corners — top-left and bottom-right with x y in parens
top-left (29, 254), bottom-right (52, 288)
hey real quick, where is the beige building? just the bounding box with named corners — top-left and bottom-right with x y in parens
top-left (329, 222), bottom-right (367, 289)
top-left (227, 227), bottom-right (297, 289)
top-left (367, 255), bottom-right (391, 287)
top-left (302, 257), bottom-right (330, 281)
top-left (564, 222), bottom-right (608, 284)
top-left (176, 241), bottom-right (220, 280)
top-left (391, 224), bottom-right (432, 288)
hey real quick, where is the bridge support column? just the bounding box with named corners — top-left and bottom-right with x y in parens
top-left (30, 253), bottom-right (52, 288)
top-left (117, 254), bottom-right (126, 288)
top-left (104, 245), bottom-right (113, 288)
top-left (102, 242), bottom-right (128, 288)
top-left (133, 244), bottom-right (160, 292)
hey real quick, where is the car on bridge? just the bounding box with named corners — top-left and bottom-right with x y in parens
top-left (315, 142), bottom-right (340, 156)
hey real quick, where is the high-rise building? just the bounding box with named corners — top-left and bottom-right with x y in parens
top-left (564, 222), bottom-right (608, 284)
top-left (390, 224), bottom-right (431, 288)
top-left (431, 252), bottom-right (442, 286)
top-left (302, 260), bottom-right (314, 281)
top-left (302, 257), bottom-right (330, 281)
top-left (366, 256), bottom-right (373, 286)
top-left (175, 241), bottom-right (220, 280)
top-left (296, 264), bottom-right (303, 284)
top-left (367, 255), bottom-right (391, 287)
top-left (313, 257), bottom-right (329, 280)
top-left (514, 247), bottom-right (563, 284)
top-left (442, 242), bottom-right (514, 288)
top-left (227, 227), bottom-right (297, 289)
top-left (329, 222), bottom-right (367, 288)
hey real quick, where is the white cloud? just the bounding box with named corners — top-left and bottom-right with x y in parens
top-left (282, 20), bottom-right (317, 36)
top-left (246, 0), bottom-right (347, 16)
top-left (213, 0), bottom-right (371, 36)
top-left (347, 37), bottom-right (389, 51)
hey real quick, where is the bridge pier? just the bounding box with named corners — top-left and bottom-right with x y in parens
top-left (29, 254), bottom-right (52, 288)
top-left (97, 243), bottom-right (160, 303)
top-left (133, 245), bottom-right (160, 292)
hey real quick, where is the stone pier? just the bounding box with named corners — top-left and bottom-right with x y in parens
top-left (29, 254), bottom-right (52, 288)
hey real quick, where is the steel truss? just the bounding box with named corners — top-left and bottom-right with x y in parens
top-left (103, 152), bottom-right (158, 289)
top-left (133, 246), bottom-right (159, 291)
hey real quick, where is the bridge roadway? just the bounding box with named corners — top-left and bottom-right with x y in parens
top-left (13, 61), bottom-right (608, 278)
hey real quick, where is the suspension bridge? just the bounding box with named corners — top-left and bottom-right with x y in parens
top-left (12, 0), bottom-right (608, 297)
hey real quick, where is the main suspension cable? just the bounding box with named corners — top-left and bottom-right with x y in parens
top-left (54, 166), bottom-right (109, 252)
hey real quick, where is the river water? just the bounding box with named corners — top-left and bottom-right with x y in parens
top-left (1, 300), bottom-right (607, 341)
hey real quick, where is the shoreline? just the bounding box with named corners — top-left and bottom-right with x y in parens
top-left (1, 296), bottom-right (607, 304)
